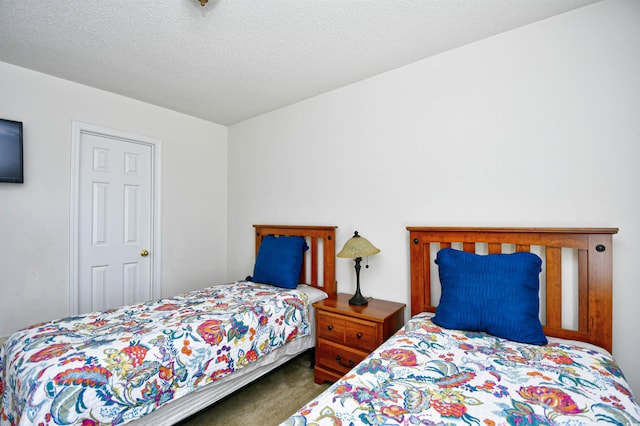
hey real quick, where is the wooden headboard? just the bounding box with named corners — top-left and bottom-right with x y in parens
top-left (407, 227), bottom-right (618, 352)
top-left (253, 225), bottom-right (337, 297)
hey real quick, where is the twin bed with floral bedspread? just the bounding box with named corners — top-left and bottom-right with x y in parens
top-left (285, 227), bottom-right (640, 425)
top-left (287, 312), bottom-right (639, 425)
top-left (1, 225), bottom-right (337, 426)
top-left (2, 282), bottom-right (311, 425)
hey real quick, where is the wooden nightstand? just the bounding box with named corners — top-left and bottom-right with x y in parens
top-left (313, 293), bottom-right (406, 384)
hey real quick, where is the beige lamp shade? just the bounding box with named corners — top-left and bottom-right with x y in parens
top-left (337, 231), bottom-right (380, 259)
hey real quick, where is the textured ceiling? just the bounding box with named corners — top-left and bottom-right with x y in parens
top-left (0, 0), bottom-right (600, 125)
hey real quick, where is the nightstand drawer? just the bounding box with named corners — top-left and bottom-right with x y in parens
top-left (318, 311), bottom-right (377, 351)
top-left (345, 320), bottom-right (376, 351)
top-left (317, 311), bottom-right (346, 343)
top-left (317, 340), bottom-right (367, 375)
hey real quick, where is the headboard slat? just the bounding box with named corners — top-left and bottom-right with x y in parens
top-left (488, 243), bottom-right (501, 254)
top-left (309, 236), bottom-right (318, 286)
top-left (578, 249), bottom-right (589, 332)
top-left (545, 246), bottom-right (563, 330)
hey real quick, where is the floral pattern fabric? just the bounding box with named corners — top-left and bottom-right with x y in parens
top-left (1, 282), bottom-right (311, 426)
top-left (285, 313), bottom-right (640, 426)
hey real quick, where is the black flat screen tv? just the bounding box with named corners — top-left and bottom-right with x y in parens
top-left (0, 118), bottom-right (24, 183)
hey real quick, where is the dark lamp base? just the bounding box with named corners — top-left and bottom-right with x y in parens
top-left (348, 256), bottom-right (369, 305)
top-left (349, 291), bottom-right (368, 306)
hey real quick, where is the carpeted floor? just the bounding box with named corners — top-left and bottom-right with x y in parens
top-left (177, 351), bottom-right (331, 426)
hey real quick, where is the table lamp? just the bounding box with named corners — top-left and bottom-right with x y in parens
top-left (337, 231), bottom-right (380, 305)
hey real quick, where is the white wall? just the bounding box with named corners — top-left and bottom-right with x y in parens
top-left (0, 62), bottom-right (229, 336)
top-left (228, 0), bottom-right (640, 395)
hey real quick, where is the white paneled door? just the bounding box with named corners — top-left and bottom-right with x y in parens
top-left (72, 124), bottom-right (160, 315)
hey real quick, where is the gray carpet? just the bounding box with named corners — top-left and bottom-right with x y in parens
top-left (177, 351), bottom-right (330, 426)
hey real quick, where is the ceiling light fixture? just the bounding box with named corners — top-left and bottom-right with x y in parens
top-left (199, 0), bottom-right (208, 6)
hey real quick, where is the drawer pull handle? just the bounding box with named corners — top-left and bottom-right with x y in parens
top-left (356, 332), bottom-right (362, 338)
top-left (327, 325), bottom-right (333, 331)
top-left (335, 356), bottom-right (355, 368)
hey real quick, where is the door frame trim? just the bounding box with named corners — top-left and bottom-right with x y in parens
top-left (69, 121), bottom-right (162, 315)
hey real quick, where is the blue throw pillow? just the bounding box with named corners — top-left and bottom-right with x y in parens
top-left (433, 248), bottom-right (547, 345)
top-left (250, 235), bottom-right (308, 289)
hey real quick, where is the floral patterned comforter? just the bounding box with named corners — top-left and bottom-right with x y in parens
top-left (285, 313), bottom-right (640, 426)
top-left (1, 282), bottom-right (311, 426)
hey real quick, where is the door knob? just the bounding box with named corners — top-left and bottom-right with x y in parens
top-left (140, 249), bottom-right (149, 257)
